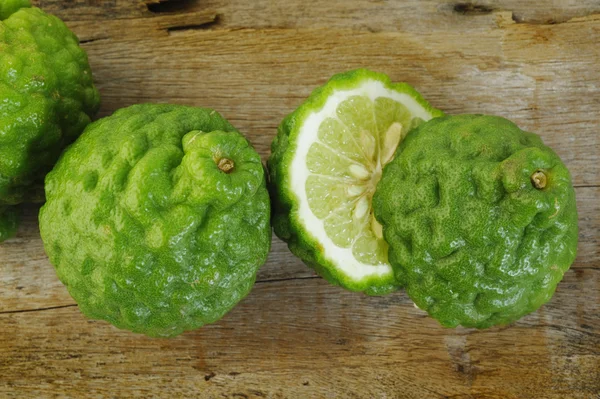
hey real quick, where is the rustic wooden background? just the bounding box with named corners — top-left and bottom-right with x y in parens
top-left (1, 0), bottom-right (599, 398)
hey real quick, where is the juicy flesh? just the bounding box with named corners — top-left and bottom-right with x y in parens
top-left (306, 95), bottom-right (417, 266)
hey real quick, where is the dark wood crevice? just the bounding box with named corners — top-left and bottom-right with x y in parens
top-left (147, 0), bottom-right (197, 14)
top-left (0, 304), bottom-right (76, 315)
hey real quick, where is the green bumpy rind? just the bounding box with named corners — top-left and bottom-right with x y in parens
top-left (268, 69), bottom-right (444, 295)
top-left (0, 0), bottom-right (31, 20)
top-left (39, 104), bottom-right (272, 338)
top-left (0, 1), bottom-right (100, 241)
top-left (373, 114), bottom-right (578, 328)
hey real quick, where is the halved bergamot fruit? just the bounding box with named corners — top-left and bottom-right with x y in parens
top-left (268, 69), bottom-right (443, 295)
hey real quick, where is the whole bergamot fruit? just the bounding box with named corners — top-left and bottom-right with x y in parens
top-left (39, 104), bottom-right (271, 338)
top-left (373, 114), bottom-right (578, 328)
top-left (268, 69), bottom-right (443, 295)
top-left (0, 0), bottom-right (100, 241)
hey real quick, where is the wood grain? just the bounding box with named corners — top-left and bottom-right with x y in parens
top-left (35, 0), bottom-right (600, 27)
top-left (66, 12), bottom-right (600, 185)
top-left (1, 274), bottom-right (599, 398)
top-left (2, 0), bottom-right (600, 398)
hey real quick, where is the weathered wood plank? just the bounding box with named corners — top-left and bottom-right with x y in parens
top-left (1, 272), bottom-right (598, 398)
top-left (32, 0), bottom-right (600, 28)
top-left (2, 2), bottom-right (598, 398)
top-left (59, 16), bottom-right (599, 185)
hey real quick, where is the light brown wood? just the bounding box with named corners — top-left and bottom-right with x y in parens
top-left (65, 11), bottom-right (600, 184)
top-left (1, 0), bottom-right (599, 397)
top-left (1, 273), bottom-right (599, 398)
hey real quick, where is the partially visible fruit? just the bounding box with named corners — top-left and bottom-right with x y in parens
top-left (0, 0), bottom-right (100, 241)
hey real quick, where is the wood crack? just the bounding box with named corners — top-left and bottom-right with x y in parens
top-left (0, 276), bottom-right (321, 315)
top-left (546, 323), bottom-right (600, 340)
top-left (511, 12), bottom-right (600, 25)
top-left (452, 3), bottom-right (495, 16)
top-left (154, 10), bottom-right (219, 32)
top-left (79, 37), bottom-right (110, 45)
top-left (68, 9), bottom-right (219, 43)
top-left (574, 184), bottom-right (600, 188)
top-left (449, 2), bottom-right (600, 27)
top-left (147, 0), bottom-right (197, 14)
top-left (0, 304), bottom-right (76, 315)
top-left (166, 14), bottom-right (221, 33)
top-left (255, 275), bottom-right (320, 284)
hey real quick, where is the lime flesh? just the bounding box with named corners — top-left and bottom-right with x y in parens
top-left (269, 69), bottom-right (443, 294)
top-left (306, 96), bottom-right (420, 266)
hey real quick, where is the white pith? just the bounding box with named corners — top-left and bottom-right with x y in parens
top-left (290, 80), bottom-right (436, 282)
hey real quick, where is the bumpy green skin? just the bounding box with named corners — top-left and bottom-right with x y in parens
top-left (0, 1), bottom-right (100, 241)
top-left (268, 69), bottom-right (443, 295)
top-left (0, 0), bottom-right (30, 20)
top-left (373, 114), bottom-right (578, 328)
top-left (39, 104), bottom-right (271, 338)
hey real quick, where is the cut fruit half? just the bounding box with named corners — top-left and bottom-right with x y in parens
top-left (269, 69), bottom-right (443, 294)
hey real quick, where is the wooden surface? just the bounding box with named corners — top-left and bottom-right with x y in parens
top-left (1, 1), bottom-right (599, 398)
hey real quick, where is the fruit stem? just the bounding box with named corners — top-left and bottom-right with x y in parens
top-left (531, 170), bottom-right (547, 189)
top-left (218, 158), bottom-right (235, 174)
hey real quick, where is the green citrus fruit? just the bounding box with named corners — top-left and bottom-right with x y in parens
top-left (373, 114), bottom-right (578, 328)
top-left (39, 104), bottom-right (271, 337)
top-left (0, 0), bottom-right (100, 241)
top-left (268, 69), bottom-right (443, 295)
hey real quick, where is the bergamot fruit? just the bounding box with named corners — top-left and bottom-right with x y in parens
top-left (0, 0), bottom-right (100, 241)
top-left (268, 69), bottom-right (443, 295)
top-left (373, 114), bottom-right (578, 328)
top-left (39, 104), bottom-right (271, 337)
